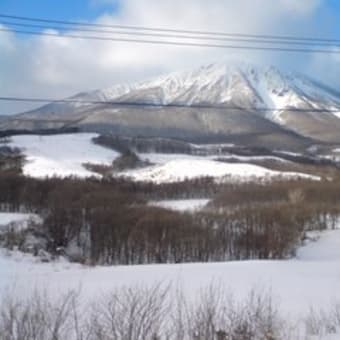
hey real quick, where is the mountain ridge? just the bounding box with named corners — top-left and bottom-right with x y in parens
top-left (1, 62), bottom-right (340, 149)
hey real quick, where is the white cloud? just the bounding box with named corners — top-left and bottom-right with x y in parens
top-left (278, 0), bottom-right (322, 15)
top-left (0, 0), bottom-right (337, 114)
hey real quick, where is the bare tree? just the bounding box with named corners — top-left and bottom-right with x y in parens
top-left (89, 283), bottom-right (169, 340)
top-left (0, 290), bottom-right (83, 340)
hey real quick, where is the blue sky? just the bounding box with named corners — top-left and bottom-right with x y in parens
top-left (0, 0), bottom-right (339, 37)
top-left (0, 0), bottom-right (339, 114)
top-left (0, 0), bottom-right (120, 22)
top-left (318, 0), bottom-right (340, 37)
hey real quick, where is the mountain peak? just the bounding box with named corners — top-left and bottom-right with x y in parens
top-left (3, 61), bottom-right (340, 146)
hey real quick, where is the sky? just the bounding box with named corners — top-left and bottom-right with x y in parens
top-left (0, 0), bottom-right (339, 114)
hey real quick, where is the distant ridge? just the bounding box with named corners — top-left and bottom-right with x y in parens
top-left (1, 62), bottom-right (340, 149)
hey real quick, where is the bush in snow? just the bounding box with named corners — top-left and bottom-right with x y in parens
top-left (0, 285), bottom-right (294, 340)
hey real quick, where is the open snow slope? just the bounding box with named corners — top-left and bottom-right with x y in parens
top-left (7, 133), bottom-right (315, 182)
top-left (148, 199), bottom-right (210, 212)
top-left (9, 133), bottom-right (119, 178)
top-left (297, 230), bottom-right (340, 261)
top-left (121, 159), bottom-right (317, 183)
top-left (1, 218), bottom-right (340, 323)
top-left (139, 152), bottom-right (288, 164)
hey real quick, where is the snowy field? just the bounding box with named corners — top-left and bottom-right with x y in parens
top-left (7, 133), bottom-right (317, 183)
top-left (9, 133), bottom-right (119, 178)
top-left (0, 211), bottom-right (340, 324)
top-left (121, 159), bottom-right (317, 184)
top-left (148, 199), bottom-right (210, 212)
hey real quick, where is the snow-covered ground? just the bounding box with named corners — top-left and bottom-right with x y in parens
top-left (297, 230), bottom-right (340, 261)
top-left (9, 133), bottom-right (119, 178)
top-left (0, 212), bottom-right (38, 232)
top-left (148, 199), bottom-right (210, 212)
top-left (139, 153), bottom-right (213, 164)
top-left (139, 152), bottom-right (288, 164)
top-left (121, 159), bottom-right (317, 184)
top-left (0, 213), bottom-right (33, 227)
top-left (7, 133), bottom-right (317, 183)
top-left (318, 154), bottom-right (340, 162)
top-left (1, 212), bottom-right (340, 324)
top-left (275, 150), bottom-right (304, 157)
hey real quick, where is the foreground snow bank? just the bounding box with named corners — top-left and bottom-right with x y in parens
top-left (1, 229), bottom-right (340, 320)
top-left (297, 230), bottom-right (340, 261)
top-left (10, 133), bottom-right (119, 178)
top-left (1, 212), bottom-right (340, 339)
top-left (121, 159), bottom-right (318, 184)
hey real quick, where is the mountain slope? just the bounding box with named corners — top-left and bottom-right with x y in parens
top-left (1, 63), bottom-right (340, 147)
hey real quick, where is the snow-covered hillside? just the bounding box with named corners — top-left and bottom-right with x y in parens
top-left (4, 62), bottom-right (340, 146)
top-left (66, 62), bottom-right (340, 124)
top-left (148, 199), bottom-right (210, 212)
top-left (9, 133), bottom-right (318, 182)
top-left (0, 220), bottom-right (340, 325)
top-left (121, 158), bottom-right (317, 183)
top-left (3, 63), bottom-right (340, 139)
top-left (138, 152), bottom-right (288, 164)
top-left (9, 133), bottom-right (119, 178)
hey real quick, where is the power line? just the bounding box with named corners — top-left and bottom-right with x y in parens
top-left (0, 96), bottom-right (339, 113)
top-left (1, 28), bottom-right (339, 54)
top-left (1, 20), bottom-right (339, 48)
top-left (1, 13), bottom-right (339, 44)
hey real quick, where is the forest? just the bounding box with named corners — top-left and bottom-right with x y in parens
top-left (1, 159), bottom-right (340, 265)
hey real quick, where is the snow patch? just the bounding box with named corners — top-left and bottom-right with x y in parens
top-left (0, 213), bottom-right (37, 232)
top-left (1, 228), bottom-right (340, 320)
top-left (297, 230), bottom-right (340, 262)
top-left (120, 159), bottom-right (317, 184)
top-left (9, 133), bottom-right (119, 178)
top-left (139, 152), bottom-right (288, 165)
top-left (148, 199), bottom-right (210, 212)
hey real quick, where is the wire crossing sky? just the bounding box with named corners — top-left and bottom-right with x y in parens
top-left (0, 13), bottom-right (339, 44)
top-left (1, 28), bottom-right (340, 54)
top-left (1, 15), bottom-right (340, 53)
top-left (0, 96), bottom-right (340, 113)
top-left (0, 0), bottom-right (339, 115)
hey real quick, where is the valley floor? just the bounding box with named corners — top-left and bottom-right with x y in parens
top-left (2, 133), bottom-right (340, 338)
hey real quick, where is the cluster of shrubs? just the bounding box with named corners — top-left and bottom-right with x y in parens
top-left (0, 145), bottom-right (23, 175)
top-left (1, 284), bottom-right (339, 339)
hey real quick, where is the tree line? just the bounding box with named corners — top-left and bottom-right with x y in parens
top-left (1, 170), bottom-right (340, 265)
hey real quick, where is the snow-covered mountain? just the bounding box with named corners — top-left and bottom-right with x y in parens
top-left (2, 62), bottom-right (340, 148)
top-left (69, 62), bottom-right (340, 121)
